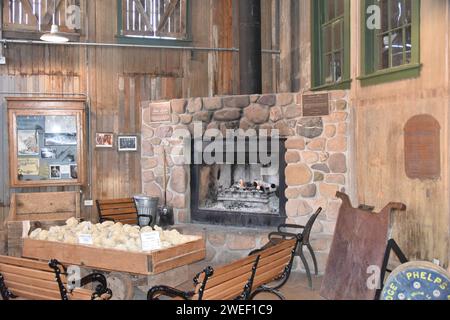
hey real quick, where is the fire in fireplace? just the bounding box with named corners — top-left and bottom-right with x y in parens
top-left (191, 137), bottom-right (287, 227)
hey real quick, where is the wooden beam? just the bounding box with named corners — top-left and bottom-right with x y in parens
top-left (133, 0), bottom-right (152, 30)
top-left (42, 0), bottom-right (63, 26)
top-left (157, 0), bottom-right (179, 33)
top-left (20, 0), bottom-right (39, 25)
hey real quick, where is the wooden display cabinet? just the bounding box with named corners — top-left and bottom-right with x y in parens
top-left (7, 97), bottom-right (86, 188)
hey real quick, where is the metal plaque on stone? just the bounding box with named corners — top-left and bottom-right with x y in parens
top-left (149, 102), bottom-right (171, 123)
top-left (302, 93), bottom-right (330, 117)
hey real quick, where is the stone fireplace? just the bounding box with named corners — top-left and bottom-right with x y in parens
top-left (190, 137), bottom-right (287, 227)
top-left (141, 90), bottom-right (351, 273)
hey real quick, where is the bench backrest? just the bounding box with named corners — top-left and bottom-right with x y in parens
top-left (96, 198), bottom-right (138, 225)
top-left (9, 192), bottom-right (80, 222)
top-left (251, 238), bottom-right (298, 289)
top-left (193, 255), bottom-right (260, 300)
top-left (0, 255), bottom-right (92, 300)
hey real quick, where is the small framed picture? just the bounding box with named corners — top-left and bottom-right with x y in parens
top-left (96, 133), bottom-right (114, 148)
top-left (118, 135), bottom-right (138, 152)
top-left (49, 165), bottom-right (62, 180)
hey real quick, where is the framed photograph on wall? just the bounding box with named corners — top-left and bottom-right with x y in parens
top-left (96, 133), bottom-right (114, 148)
top-left (118, 135), bottom-right (138, 152)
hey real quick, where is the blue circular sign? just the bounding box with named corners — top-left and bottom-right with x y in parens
top-left (382, 262), bottom-right (450, 300)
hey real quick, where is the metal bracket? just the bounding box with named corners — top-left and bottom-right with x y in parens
top-left (375, 239), bottom-right (409, 300)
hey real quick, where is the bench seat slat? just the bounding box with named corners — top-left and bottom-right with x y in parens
top-left (0, 255), bottom-right (52, 272)
top-left (0, 264), bottom-right (58, 282)
top-left (97, 199), bottom-right (135, 205)
top-left (1, 272), bottom-right (59, 291)
top-left (6, 288), bottom-right (57, 301)
top-left (99, 203), bottom-right (137, 210)
top-left (100, 208), bottom-right (138, 216)
top-left (5, 281), bottom-right (62, 300)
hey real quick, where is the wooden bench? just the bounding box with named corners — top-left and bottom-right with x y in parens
top-left (248, 236), bottom-right (300, 300)
top-left (147, 254), bottom-right (261, 300)
top-left (0, 255), bottom-right (112, 300)
top-left (96, 198), bottom-right (140, 225)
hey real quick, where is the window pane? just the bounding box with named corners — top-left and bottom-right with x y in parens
top-left (391, 30), bottom-right (404, 67)
top-left (405, 0), bottom-right (412, 24)
top-left (324, 54), bottom-right (334, 84)
top-left (333, 20), bottom-right (343, 51)
top-left (333, 52), bottom-right (343, 82)
top-left (323, 25), bottom-right (332, 53)
top-left (380, 0), bottom-right (390, 32)
top-left (377, 34), bottom-right (390, 70)
top-left (405, 26), bottom-right (412, 64)
top-left (390, 0), bottom-right (405, 29)
top-left (336, 0), bottom-right (345, 17)
top-left (326, 0), bottom-right (335, 21)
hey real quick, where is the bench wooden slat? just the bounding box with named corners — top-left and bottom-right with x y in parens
top-left (99, 203), bottom-right (137, 210)
top-left (257, 247), bottom-right (293, 268)
top-left (100, 208), bottom-right (138, 216)
top-left (71, 288), bottom-right (95, 300)
top-left (5, 287), bottom-right (57, 300)
top-left (0, 255), bottom-right (52, 272)
top-left (205, 261), bottom-right (258, 289)
top-left (0, 264), bottom-right (57, 282)
top-left (203, 272), bottom-right (255, 300)
top-left (97, 199), bottom-right (135, 205)
top-left (5, 281), bottom-right (62, 300)
top-left (1, 272), bottom-right (59, 291)
top-left (254, 239), bottom-right (296, 259)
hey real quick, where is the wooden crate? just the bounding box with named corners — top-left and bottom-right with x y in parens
top-left (6, 220), bottom-right (66, 257)
top-left (9, 191), bottom-right (81, 222)
top-left (22, 237), bottom-right (206, 276)
top-left (0, 230), bottom-right (6, 255)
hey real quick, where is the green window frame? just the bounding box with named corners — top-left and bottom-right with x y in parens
top-left (359, 0), bottom-right (421, 86)
top-left (311, 0), bottom-right (351, 91)
top-left (116, 0), bottom-right (192, 46)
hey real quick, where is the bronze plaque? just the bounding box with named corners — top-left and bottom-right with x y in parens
top-left (302, 93), bottom-right (330, 117)
top-left (404, 115), bottom-right (441, 180)
top-left (149, 102), bottom-right (171, 123)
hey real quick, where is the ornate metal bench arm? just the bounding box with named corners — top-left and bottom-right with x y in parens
top-left (147, 286), bottom-right (195, 300)
top-left (79, 273), bottom-right (112, 300)
top-left (48, 259), bottom-right (69, 300)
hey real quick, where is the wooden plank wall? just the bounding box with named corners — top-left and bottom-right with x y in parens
top-left (349, 0), bottom-right (450, 266)
top-left (0, 0), bottom-right (283, 226)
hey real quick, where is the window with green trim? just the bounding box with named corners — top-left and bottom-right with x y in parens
top-left (311, 0), bottom-right (351, 90)
top-left (360, 0), bottom-right (420, 85)
top-left (118, 0), bottom-right (189, 42)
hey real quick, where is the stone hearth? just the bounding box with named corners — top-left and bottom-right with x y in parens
top-left (141, 90), bottom-right (351, 272)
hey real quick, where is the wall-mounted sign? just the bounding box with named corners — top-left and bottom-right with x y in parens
top-left (302, 93), bottom-right (330, 117)
top-left (149, 102), bottom-right (171, 123)
top-left (404, 115), bottom-right (441, 180)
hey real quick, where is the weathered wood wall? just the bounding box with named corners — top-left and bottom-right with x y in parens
top-left (295, 0), bottom-right (450, 267)
top-left (0, 0), bottom-right (283, 226)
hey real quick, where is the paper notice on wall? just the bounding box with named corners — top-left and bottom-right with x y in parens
top-left (22, 221), bottom-right (31, 238)
top-left (60, 165), bottom-right (71, 175)
top-left (140, 232), bottom-right (162, 252)
top-left (78, 234), bottom-right (94, 245)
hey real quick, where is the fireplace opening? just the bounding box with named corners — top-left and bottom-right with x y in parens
top-left (191, 138), bottom-right (287, 227)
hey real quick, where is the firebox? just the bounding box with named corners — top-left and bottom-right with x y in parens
top-left (190, 137), bottom-right (287, 227)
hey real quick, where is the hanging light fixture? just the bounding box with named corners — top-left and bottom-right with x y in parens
top-left (40, 24), bottom-right (69, 43)
top-left (40, 4), bottom-right (69, 43)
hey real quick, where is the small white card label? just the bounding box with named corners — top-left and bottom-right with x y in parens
top-left (140, 232), bottom-right (161, 251)
top-left (78, 234), bottom-right (93, 245)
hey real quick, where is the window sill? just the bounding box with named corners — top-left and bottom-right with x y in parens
top-left (358, 63), bottom-right (422, 86)
top-left (310, 78), bottom-right (352, 91)
top-left (115, 35), bottom-right (192, 47)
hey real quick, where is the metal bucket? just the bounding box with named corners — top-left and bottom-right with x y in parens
top-left (133, 195), bottom-right (159, 227)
